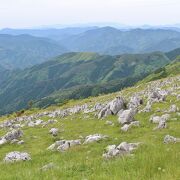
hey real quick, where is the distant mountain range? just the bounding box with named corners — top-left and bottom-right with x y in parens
top-left (59, 27), bottom-right (180, 54)
top-left (0, 27), bottom-right (98, 41)
top-left (0, 48), bottom-right (179, 115)
top-left (0, 34), bottom-right (67, 69)
top-left (1, 27), bottom-right (180, 70)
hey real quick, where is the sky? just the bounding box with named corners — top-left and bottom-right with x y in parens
top-left (0, 0), bottom-right (180, 29)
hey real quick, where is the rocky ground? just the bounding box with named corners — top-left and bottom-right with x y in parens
top-left (0, 75), bottom-right (179, 180)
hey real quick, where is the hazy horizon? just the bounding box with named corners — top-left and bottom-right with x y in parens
top-left (0, 0), bottom-right (180, 29)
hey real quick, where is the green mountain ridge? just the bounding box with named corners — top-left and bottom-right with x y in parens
top-left (0, 50), bottom-right (174, 115)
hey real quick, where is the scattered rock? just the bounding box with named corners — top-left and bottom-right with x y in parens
top-left (42, 119), bottom-right (57, 127)
top-left (0, 129), bottom-right (23, 146)
top-left (150, 114), bottom-right (170, 124)
top-left (28, 119), bottom-right (44, 127)
top-left (154, 119), bottom-right (167, 130)
top-left (18, 140), bottom-right (25, 145)
top-left (103, 142), bottom-right (140, 159)
top-left (148, 88), bottom-right (167, 102)
top-left (164, 135), bottom-right (180, 144)
top-left (4, 151), bottom-right (31, 163)
top-left (121, 121), bottom-right (140, 132)
top-left (105, 121), bottom-right (114, 126)
top-left (47, 139), bottom-right (81, 152)
top-left (84, 134), bottom-right (108, 144)
top-left (169, 104), bottom-right (179, 113)
top-left (49, 128), bottom-right (59, 136)
top-left (128, 96), bottom-right (143, 109)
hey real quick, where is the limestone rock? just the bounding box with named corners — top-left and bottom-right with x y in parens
top-left (121, 121), bottom-right (140, 132)
top-left (84, 134), bottom-right (108, 144)
top-left (118, 109), bottom-right (136, 125)
top-left (49, 128), bottom-right (59, 136)
top-left (47, 139), bottom-right (81, 152)
top-left (164, 135), bottom-right (180, 144)
top-left (103, 142), bottom-right (140, 159)
top-left (4, 151), bottom-right (31, 163)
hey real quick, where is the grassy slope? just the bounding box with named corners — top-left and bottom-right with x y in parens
top-left (0, 75), bottom-right (179, 179)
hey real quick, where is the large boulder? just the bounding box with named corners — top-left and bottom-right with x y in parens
top-left (108, 97), bottom-right (125, 115)
top-left (118, 109), bottom-right (136, 125)
top-left (4, 151), bottom-right (31, 163)
top-left (98, 97), bottom-right (125, 119)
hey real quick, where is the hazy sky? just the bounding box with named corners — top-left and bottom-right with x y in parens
top-left (0, 0), bottom-right (180, 28)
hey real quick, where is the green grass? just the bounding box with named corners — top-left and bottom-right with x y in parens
top-left (0, 76), bottom-right (179, 180)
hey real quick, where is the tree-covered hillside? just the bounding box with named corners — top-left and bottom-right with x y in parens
top-left (0, 51), bottom-right (172, 114)
top-left (0, 34), bottom-right (67, 69)
top-left (140, 56), bottom-right (180, 83)
top-left (59, 27), bottom-right (180, 54)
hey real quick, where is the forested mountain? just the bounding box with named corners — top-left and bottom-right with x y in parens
top-left (59, 27), bottom-right (180, 54)
top-left (140, 55), bottom-right (180, 83)
top-left (0, 50), bottom-right (174, 114)
top-left (0, 34), bottom-right (67, 69)
top-left (1, 27), bottom-right (180, 70)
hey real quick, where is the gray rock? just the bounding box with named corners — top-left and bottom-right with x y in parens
top-left (4, 151), bottom-right (31, 162)
top-left (98, 97), bottom-right (125, 119)
top-left (150, 114), bottom-right (170, 124)
top-left (84, 134), bottom-right (108, 144)
top-left (47, 139), bottom-right (81, 151)
top-left (103, 142), bottom-right (140, 159)
top-left (17, 140), bottom-right (25, 145)
top-left (108, 97), bottom-right (125, 115)
top-left (164, 135), bottom-right (180, 144)
top-left (118, 109), bottom-right (136, 125)
top-left (154, 119), bottom-right (167, 130)
top-left (121, 121), bottom-right (140, 132)
top-left (169, 104), bottom-right (179, 113)
top-left (3, 129), bottom-right (23, 142)
top-left (105, 121), bottom-right (114, 126)
top-left (128, 96), bottom-right (143, 109)
top-left (49, 128), bottom-right (59, 136)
